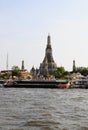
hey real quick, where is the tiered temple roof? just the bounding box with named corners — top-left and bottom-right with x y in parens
top-left (39, 35), bottom-right (57, 77)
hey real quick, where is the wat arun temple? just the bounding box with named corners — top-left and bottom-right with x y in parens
top-left (38, 35), bottom-right (57, 77)
top-left (30, 35), bottom-right (57, 78)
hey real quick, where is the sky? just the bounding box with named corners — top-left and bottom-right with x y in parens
top-left (0, 0), bottom-right (88, 71)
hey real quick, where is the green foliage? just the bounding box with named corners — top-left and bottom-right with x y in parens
top-left (12, 66), bottom-right (21, 78)
top-left (0, 72), bottom-right (11, 79)
top-left (74, 67), bottom-right (88, 76)
top-left (3, 72), bottom-right (11, 79)
top-left (54, 67), bottom-right (70, 79)
top-left (12, 66), bottom-right (20, 71)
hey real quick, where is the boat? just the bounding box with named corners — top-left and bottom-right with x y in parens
top-left (72, 78), bottom-right (88, 88)
top-left (55, 81), bottom-right (71, 89)
top-left (3, 79), bottom-right (71, 89)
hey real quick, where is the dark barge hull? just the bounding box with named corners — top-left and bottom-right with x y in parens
top-left (4, 84), bottom-right (58, 88)
top-left (3, 80), bottom-right (69, 88)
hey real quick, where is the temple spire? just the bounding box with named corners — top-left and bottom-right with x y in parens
top-left (73, 60), bottom-right (76, 72)
top-left (47, 34), bottom-right (51, 45)
top-left (21, 60), bottom-right (24, 71)
top-left (39, 35), bottom-right (57, 77)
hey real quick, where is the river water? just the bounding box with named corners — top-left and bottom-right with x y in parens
top-left (0, 88), bottom-right (88, 130)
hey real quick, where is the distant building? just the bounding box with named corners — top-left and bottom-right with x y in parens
top-left (21, 60), bottom-right (25, 71)
top-left (73, 60), bottom-right (76, 72)
top-left (0, 70), bottom-right (12, 75)
top-left (30, 66), bottom-right (36, 79)
top-left (38, 35), bottom-right (57, 78)
top-left (70, 72), bottom-right (84, 79)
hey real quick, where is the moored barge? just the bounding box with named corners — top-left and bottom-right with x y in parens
top-left (3, 80), bottom-right (71, 89)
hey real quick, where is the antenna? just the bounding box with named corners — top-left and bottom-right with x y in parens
top-left (6, 53), bottom-right (8, 70)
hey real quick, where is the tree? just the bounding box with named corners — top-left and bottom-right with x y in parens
top-left (3, 72), bottom-right (11, 79)
top-left (12, 66), bottom-right (21, 78)
top-left (54, 67), bottom-right (70, 79)
top-left (74, 67), bottom-right (88, 76)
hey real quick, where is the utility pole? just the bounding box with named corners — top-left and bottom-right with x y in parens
top-left (6, 53), bottom-right (8, 70)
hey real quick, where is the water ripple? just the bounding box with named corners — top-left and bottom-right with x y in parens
top-left (0, 88), bottom-right (88, 130)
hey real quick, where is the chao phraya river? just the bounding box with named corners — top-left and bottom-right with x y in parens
top-left (0, 88), bottom-right (88, 130)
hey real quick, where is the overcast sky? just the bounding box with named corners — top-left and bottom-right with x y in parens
top-left (0, 0), bottom-right (88, 71)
